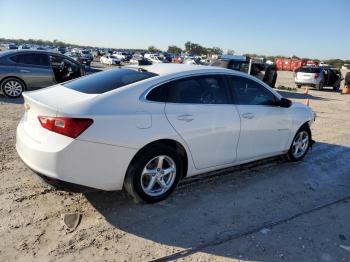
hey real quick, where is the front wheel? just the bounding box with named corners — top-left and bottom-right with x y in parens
top-left (287, 126), bottom-right (311, 161)
top-left (124, 145), bottom-right (183, 203)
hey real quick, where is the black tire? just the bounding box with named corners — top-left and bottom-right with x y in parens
top-left (333, 83), bottom-right (340, 91)
top-left (316, 81), bottom-right (324, 91)
top-left (1, 77), bottom-right (25, 98)
top-left (297, 85), bottom-right (302, 88)
top-left (287, 125), bottom-right (311, 162)
top-left (124, 144), bottom-right (184, 203)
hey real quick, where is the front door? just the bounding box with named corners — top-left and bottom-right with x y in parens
top-left (227, 75), bottom-right (292, 161)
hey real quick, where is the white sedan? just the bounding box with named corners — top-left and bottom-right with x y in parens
top-left (99, 55), bottom-right (121, 65)
top-left (16, 64), bottom-right (316, 203)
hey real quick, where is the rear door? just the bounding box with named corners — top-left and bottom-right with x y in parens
top-left (165, 74), bottom-right (240, 169)
top-left (10, 53), bottom-right (56, 88)
top-left (227, 75), bottom-right (292, 161)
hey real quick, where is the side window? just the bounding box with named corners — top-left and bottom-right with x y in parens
top-left (229, 76), bottom-right (276, 106)
top-left (50, 55), bottom-right (64, 67)
top-left (167, 75), bottom-right (229, 104)
top-left (146, 83), bottom-right (170, 102)
top-left (10, 54), bottom-right (50, 66)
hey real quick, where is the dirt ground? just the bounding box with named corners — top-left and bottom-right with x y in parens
top-left (0, 68), bottom-right (350, 262)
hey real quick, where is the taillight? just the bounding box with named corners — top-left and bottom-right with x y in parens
top-left (314, 73), bottom-right (320, 79)
top-left (38, 116), bottom-right (93, 138)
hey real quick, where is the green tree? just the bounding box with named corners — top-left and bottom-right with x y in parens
top-left (147, 45), bottom-right (160, 53)
top-left (167, 45), bottom-right (182, 54)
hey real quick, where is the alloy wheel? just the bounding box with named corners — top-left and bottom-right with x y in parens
top-left (140, 155), bottom-right (177, 197)
top-left (292, 131), bottom-right (309, 158)
top-left (3, 80), bottom-right (23, 97)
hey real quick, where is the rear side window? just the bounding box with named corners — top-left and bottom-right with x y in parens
top-left (228, 76), bottom-right (276, 106)
top-left (298, 67), bottom-right (321, 73)
top-left (10, 53), bottom-right (50, 66)
top-left (146, 83), bottom-right (170, 102)
top-left (167, 75), bottom-right (229, 104)
top-left (64, 68), bottom-right (157, 94)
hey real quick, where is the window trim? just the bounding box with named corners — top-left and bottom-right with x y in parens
top-left (141, 72), bottom-right (234, 105)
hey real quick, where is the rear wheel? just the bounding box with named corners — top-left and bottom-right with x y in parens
top-left (1, 78), bottom-right (25, 98)
top-left (333, 82), bottom-right (340, 91)
top-left (124, 145), bottom-right (183, 203)
top-left (316, 81), bottom-right (324, 90)
top-left (287, 125), bottom-right (311, 162)
top-left (297, 85), bottom-right (302, 88)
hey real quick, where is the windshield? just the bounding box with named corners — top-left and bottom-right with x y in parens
top-left (81, 51), bottom-right (89, 54)
top-left (63, 68), bottom-right (158, 94)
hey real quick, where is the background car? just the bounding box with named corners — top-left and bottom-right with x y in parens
top-left (64, 51), bottom-right (91, 65)
top-left (210, 55), bottom-right (278, 88)
top-left (16, 64), bottom-right (315, 203)
top-left (129, 53), bottom-right (152, 65)
top-left (100, 55), bottom-right (121, 65)
top-left (80, 50), bottom-right (94, 62)
top-left (0, 50), bottom-right (85, 98)
top-left (294, 66), bottom-right (342, 90)
top-left (113, 51), bottom-right (131, 62)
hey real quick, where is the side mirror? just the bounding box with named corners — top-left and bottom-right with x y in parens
top-left (278, 97), bottom-right (292, 108)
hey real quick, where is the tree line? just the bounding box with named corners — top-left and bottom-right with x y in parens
top-left (1, 38), bottom-right (348, 68)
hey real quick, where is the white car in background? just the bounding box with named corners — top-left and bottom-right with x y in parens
top-left (144, 53), bottom-right (164, 64)
top-left (16, 64), bottom-right (316, 203)
top-left (100, 55), bottom-right (121, 65)
top-left (113, 52), bottom-right (131, 62)
top-left (295, 66), bottom-right (342, 90)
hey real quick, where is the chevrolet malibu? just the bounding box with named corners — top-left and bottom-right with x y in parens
top-left (16, 64), bottom-right (316, 203)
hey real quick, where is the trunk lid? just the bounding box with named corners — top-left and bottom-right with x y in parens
top-left (22, 85), bottom-right (97, 143)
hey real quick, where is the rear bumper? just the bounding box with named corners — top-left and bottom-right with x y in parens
top-left (16, 120), bottom-right (137, 191)
top-left (295, 81), bottom-right (317, 86)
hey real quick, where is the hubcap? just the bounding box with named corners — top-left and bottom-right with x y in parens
top-left (292, 131), bottom-right (309, 158)
top-left (3, 80), bottom-right (23, 97)
top-left (141, 155), bottom-right (176, 197)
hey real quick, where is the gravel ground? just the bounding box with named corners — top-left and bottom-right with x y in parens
top-left (0, 68), bottom-right (350, 261)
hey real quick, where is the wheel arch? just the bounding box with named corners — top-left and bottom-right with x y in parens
top-left (127, 138), bottom-right (189, 179)
top-left (0, 76), bottom-right (27, 91)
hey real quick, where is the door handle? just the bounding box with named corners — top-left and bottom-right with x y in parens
top-left (20, 70), bottom-right (30, 73)
top-left (177, 114), bottom-right (194, 122)
top-left (241, 113), bottom-right (255, 119)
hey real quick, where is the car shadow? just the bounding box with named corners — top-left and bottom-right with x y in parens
top-left (277, 90), bottom-right (328, 101)
top-left (0, 95), bottom-right (24, 104)
top-left (84, 141), bottom-right (350, 261)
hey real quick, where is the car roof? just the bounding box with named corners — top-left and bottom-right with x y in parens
top-left (134, 63), bottom-right (231, 76)
top-left (0, 49), bottom-right (61, 57)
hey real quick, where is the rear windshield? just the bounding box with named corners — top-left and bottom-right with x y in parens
top-left (298, 67), bottom-right (321, 73)
top-left (210, 60), bottom-right (229, 68)
top-left (64, 68), bottom-right (157, 94)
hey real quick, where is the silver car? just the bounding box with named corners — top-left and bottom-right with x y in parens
top-left (0, 50), bottom-right (85, 98)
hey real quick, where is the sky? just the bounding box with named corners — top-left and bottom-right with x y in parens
top-left (0, 0), bottom-right (349, 60)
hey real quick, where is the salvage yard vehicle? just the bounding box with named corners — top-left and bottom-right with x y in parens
top-left (64, 52), bottom-right (91, 65)
top-left (0, 50), bottom-right (85, 98)
top-left (211, 55), bottom-right (278, 88)
top-left (144, 53), bottom-right (167, 64)
top-left (113, 51), bottom-right (131, 62)
top-left (99, 55), bottom-right (121, 65)
top-left (16, 64), bottom-right (316, 203)
top-left (294, 66), bottom-right (342, 90)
